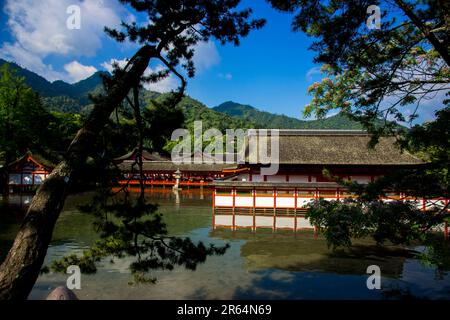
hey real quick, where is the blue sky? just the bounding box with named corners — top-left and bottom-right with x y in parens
top-left (0, 0), bottom-right (443, 123)
top-left (187, 0), bottom-right (319, 116)
top-left (0, 0), bottom-right (322, 119)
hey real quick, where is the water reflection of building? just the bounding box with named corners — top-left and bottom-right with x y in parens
top-left (212, 130), bottom-right (449, 235)
top-left (211, 229), bottom-right (409, 279)
top-left (2, 152), bottom-right (53, 193)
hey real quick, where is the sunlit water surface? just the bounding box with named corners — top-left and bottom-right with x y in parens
top-left (0, 189), bottom-right (449, 300)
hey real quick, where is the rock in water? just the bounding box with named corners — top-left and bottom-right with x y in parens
top-left (46, 286), bottom-right (79, 300)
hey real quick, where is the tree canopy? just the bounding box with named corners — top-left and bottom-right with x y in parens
top-left (269, 0), bottom-right (450, 249)
top-left (0, 0), bottom-right (266, 300)
top-left (270, 0), bottom-right (449, 133)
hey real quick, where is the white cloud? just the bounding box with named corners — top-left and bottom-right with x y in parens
top-left (1, 0), bottom-right (123, 81)
top-left (64, 61), bottom-right (97, 82)
top-left (0, 42), bottom-right (65, 81)
top-left (144, 65), bottom-right (180, 93)
top-left (101, 58), bottom-right (129, 73)
top-left (101, 58), bottom-right (179, 93)
top-left (192, 41), bottom-right (220, 73)
top-left (305, 66), bottom-right (322, 82)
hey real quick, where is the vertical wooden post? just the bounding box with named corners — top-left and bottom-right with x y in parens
top-left (444, 200), bottom-right (448, 239)
top-left (273, 187), bottom-right (277, 232)
top-left (212, 187), bottom-right (216, 230)
top-left (294, 188), bottom-right (298, 233)
top-left (232, 187), bottom-right (236, 231)
top-left (252, 187), bottom-right (256, 232)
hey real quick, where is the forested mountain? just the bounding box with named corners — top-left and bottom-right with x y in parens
top-left (0, 58), bottom-right (377, 130)
top-left (0, 58), bottom-right (106, 113)
top-left (214, 101), bottom-right (366, 129)
top-left (152, 93), bottom-right (256, 131)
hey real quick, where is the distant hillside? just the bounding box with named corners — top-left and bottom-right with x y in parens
top-left (213, 101), bottom-right (366, 129)
top-left (1, 59), bottom-right (385, 130)
top-left (0, 58), bottom-right (106, 113)
top-left (0, 59), bottom-right (255, 130)
top-left (0, 59), bottom-right (57, 96)
top-left (153, 94), bottom-right (256, 131)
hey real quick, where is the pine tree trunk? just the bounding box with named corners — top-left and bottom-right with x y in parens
top-left (0, 45), bottom-right (155, 300)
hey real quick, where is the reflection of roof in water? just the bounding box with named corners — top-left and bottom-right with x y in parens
top-left (210, 229), bottom-right (413, 278)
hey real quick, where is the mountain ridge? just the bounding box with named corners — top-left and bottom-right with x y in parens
top-left (214, 101), bottom-right (366, 130)
top-left (1, 58), bottom-right (369, 130)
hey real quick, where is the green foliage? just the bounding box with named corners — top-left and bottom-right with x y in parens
top-left (307, 198), bottom-right (430, 249)
top-left (51, 253), bottom-right (98, 274)
top-left (417, 233), bottom-right (450, 278)
top-left (269, 0), bottom-right (450, 250)
top-left (42, 96), bottom-right (85, 114)
top-left (214, 101), bottom-right (391, 129)
top-left (0, 65), bottom-right (62, 162)
top-left (0, 59), bottom-right (106, 114)
top-left (46, 0), bottom-right (270, 285)
top-left (168, 95), bottom-right (255, 131)
top-left (369, 201), bottom-right (428, 245)
top-left (0, 59), bottom-right (59, 97)
top-left (270, 0), bottom-right (449, 134)
top-left (47, 112), bottom-right (83, 152)
top-left (401, 107), bottom-right (450, 189)
top-left (143, 98), bottom-right (185, 152)
top-left (306, 199), bottom-right (370, 248)
top-left (50, 189), bottom-right (229, 283)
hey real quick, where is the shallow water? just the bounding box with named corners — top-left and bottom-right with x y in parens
top-left (1, 189), bottom-right (449, 300)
